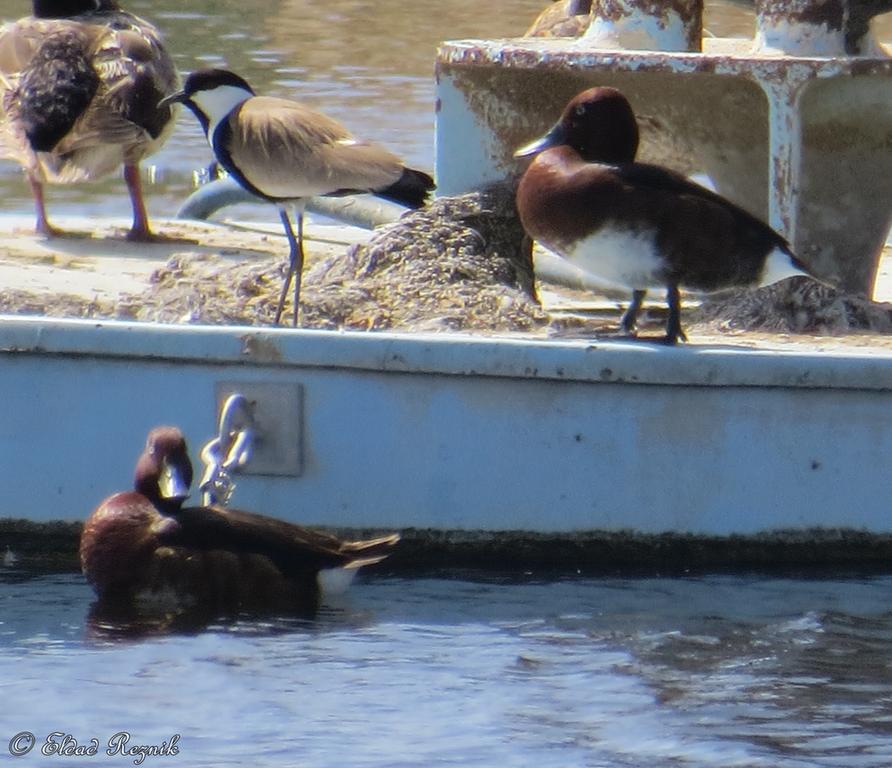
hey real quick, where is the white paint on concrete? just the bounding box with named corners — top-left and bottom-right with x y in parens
top-left (2, 315), bottom-right (892, 538)
top-left (584, 9), bottom-right (694, 52)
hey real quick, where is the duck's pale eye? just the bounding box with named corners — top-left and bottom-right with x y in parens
top-left (575, 105), bottom-right (586, 117)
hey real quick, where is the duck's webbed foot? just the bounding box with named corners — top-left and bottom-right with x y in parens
top-left (661, 284), bottom-right (687, 345)
top-left (619, 289), bottom-right (647, 335)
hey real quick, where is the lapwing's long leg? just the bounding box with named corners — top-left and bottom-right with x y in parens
top-left (620, 289), bottom-right (647, 335)
top-left (292, 211), bottom-right (305, 327)
top-left (273, 208), bottom-right (307, 326)
top-left (663, 284), bottom-right (687, 344)
top-left (275, 208), bottom-right (300, 325)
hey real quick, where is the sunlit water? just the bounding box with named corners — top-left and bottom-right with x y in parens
top-left (0, 0), bottom-right (890, 230)
top-left (2, 4), bottom-right (892, 763)
top-left (0, 0), bottom-right (552, 226)
top-left (0, 0), bottom-right (769, 228)
top-left (2, 571), bottom-right (892, 766)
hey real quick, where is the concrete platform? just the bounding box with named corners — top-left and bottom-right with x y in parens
top-left (1, 212), bottom-right (891, 350)
top-left (0, 214), bottom-right (371, 304)
top-left (0, 214), bottom-right (891, 574)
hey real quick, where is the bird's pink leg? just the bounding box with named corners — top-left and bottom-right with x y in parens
top-left (123, 163), bottom-right (154, 241)
top-left (29, 175), bottom-right (60, 237)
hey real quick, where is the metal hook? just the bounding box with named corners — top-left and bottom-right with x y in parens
top-left (199, 393), bottom-right (255, 506)
top-left (216, 393), bottom-right (254, 470)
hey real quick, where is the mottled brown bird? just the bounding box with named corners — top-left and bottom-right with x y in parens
top-left (524, 0), bottom-right (592, 38)
top-left (0, 0), bottom-right (178, 239)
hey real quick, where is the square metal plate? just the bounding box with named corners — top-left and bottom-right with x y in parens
top-left (214, 381), bottom-right (303, 476)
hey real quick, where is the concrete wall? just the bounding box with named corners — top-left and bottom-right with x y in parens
top-left (2, 316), bottom-right (891, 537)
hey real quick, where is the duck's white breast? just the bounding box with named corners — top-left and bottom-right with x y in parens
top-left (561, 226), bottom-right (664, 290)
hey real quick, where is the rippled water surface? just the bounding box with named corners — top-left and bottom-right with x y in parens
top-left (0, 0), bottom-right (551, 224)
top-left (0, 0), bottom-right (779, 226)
top-left (2, 571), bottom-right (892, 766)
top-left (2, 6), bottom-right (892, 761)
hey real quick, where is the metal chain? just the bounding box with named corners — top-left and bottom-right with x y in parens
top-left (199, 393), bottom-right (255, 506)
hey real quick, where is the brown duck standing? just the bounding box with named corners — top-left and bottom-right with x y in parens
top-left (0, 0), bottom-right (179, 239)
top-left (80, 426), bottom-right (399, 617)
top-left (514, 87), bottom-right (821, 343)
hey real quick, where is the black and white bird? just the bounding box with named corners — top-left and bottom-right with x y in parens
top-left (0, 0), bottom-right (179, 240)
top-left (162, 68), bottom-right (435, 325)
top-left (515, 87), bottom-right (822, 343)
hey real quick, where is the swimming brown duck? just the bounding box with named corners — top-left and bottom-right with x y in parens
top-left (0, 0), bottom-right (179, 239)
top-left (80, 426), bottom-right (399, 616)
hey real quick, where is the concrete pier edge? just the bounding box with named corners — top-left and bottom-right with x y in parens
top-left (3, 519), bottom-right (891, 576)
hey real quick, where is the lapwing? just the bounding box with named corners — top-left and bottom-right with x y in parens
top-left (161, 68), bottom-right (435, 325)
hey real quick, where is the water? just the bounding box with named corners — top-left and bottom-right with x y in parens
top-left (0, 0), bottom-right (773, 227)
top-left (0, 0), bottom-right (891, 228)
top-left (0, 0), bottom-right (551, 225)
top-left (2, 4), bottom-right (892, 764)
top-left (2, 570), bottom-right (892, 766)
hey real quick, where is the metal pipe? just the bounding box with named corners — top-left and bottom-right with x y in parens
top-left (176, 176), bottom-right (406, 230)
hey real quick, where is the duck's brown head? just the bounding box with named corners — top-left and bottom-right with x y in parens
top-left (133, 426), bottom-right (193, 514)
top-left (514, 86), bottom-right (640, 165)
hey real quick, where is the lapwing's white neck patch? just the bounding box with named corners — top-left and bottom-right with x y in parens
top-left (189, 84), bottom-right (252, 141)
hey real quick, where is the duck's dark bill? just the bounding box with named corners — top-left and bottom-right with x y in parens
top-left (514, 124), bottom-right (565, 158)
top-left (158, 458), bottom-right (190, 501)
